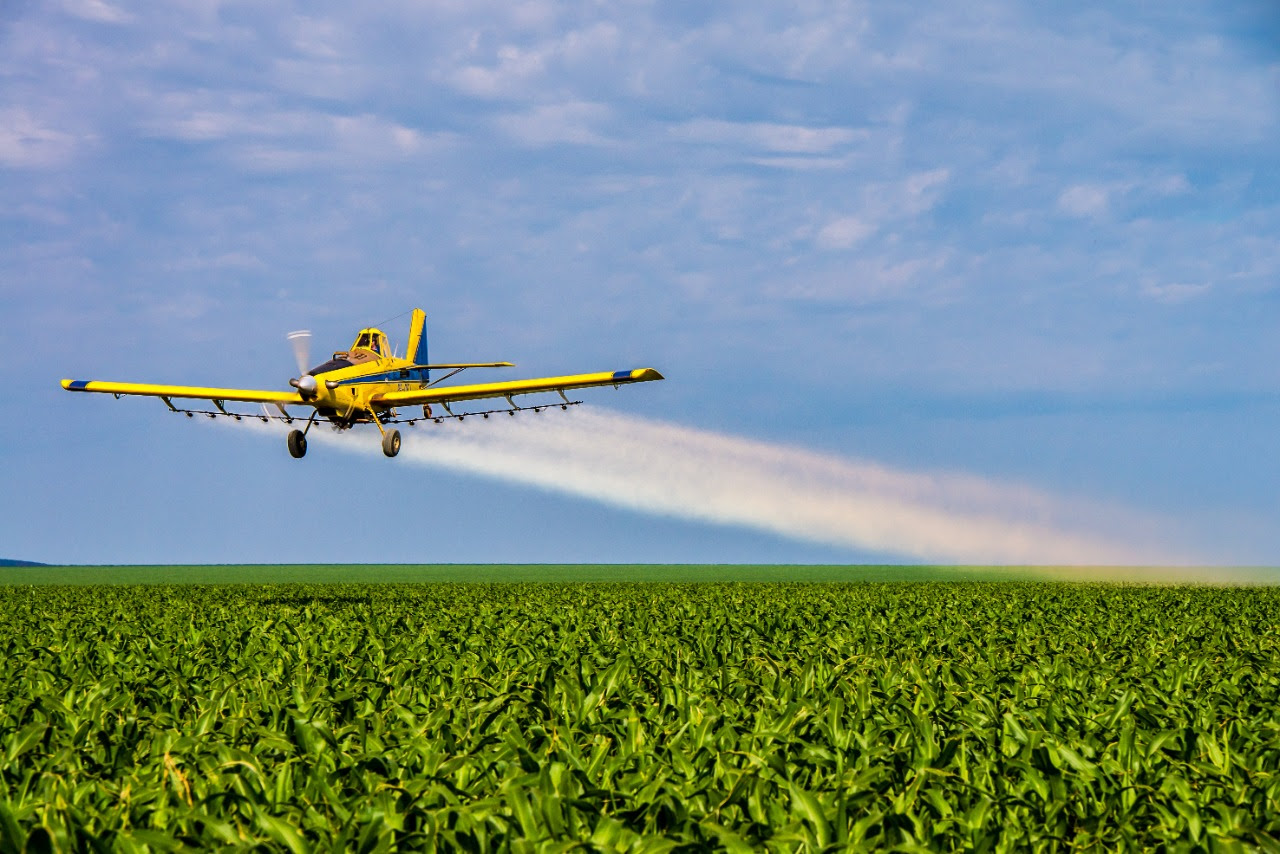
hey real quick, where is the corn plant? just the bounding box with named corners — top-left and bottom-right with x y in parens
top-left (1, 582), bottom-right (1278, 850)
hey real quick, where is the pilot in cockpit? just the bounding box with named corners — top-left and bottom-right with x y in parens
top-left (353, 331), bottom-right (385, 356)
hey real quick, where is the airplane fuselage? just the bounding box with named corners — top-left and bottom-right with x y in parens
top-left (300, 350), bottom-right (431, 425)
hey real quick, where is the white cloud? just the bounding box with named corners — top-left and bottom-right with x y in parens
top-left (331, 114), bottom-right (430, 156)
top-left (815, 216), bottom-right (875, 250)
top-left (697, 6), bottom-right (869, 81)
top-left (847, 169), bottom-right (952, 226)
top-left (0, 109), bottom-right (79, 168)
top-left (767, 253), bottom-right (949, 304)
top-left (139, 99), bottom-right (448, 169)
top-left (285, 15), bottom-right (346, 60)
top-left (746, 123), bottom-right (863, 154)
top-left (745, 154), bottom-right (855, 171)
top-left (155, 109), bottom-right (267, 142)
top-left (162, 252), bottom-right (266, 273)
top-left (451, 45), bottom-right (550, 98)
top-left (60, 0), bottom-right (128, 24)
top-left (1141, 281), bottom-right (1211, 304)
top-left (901, 168), bottom-right (950, 213)
top-left (445, 22), bottom-right (621, 98)
top-left (673, 119), bottom-right (864, 154)
top-left (1058, 184), bottom-right (1110, 218)
top-left (901, 6), bottom-right (1279, 144)
top-left (494, 101), bottom-right (612, 146)
top-left (1055, 174), bottom-right (1189, 221)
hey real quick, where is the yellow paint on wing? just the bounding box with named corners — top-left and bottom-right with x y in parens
top-left (61, 379), bottom-right (303, 405)
top-left (370, 368), bottom-right (664, 407)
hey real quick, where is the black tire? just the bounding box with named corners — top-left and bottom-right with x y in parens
top-left (382, 429), bottom-right (401, 458)
top-left (287, 429), bottom-right (307, 458)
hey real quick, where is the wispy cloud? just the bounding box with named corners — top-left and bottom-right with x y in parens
top-left (140, 99), bottom-right (450, 169)
top-left (1141, 280), bottom-right (1211, 304)
top-left (814, 216), bottom-right (875, 250)
top-left (59, 0), bottom-right (128, 24)
top-left (1058, 184), bottom-right (1110, 219)
top-left (672, 119), bottom-right (864, 154)
top-left (0, 108), bottom-right (80, 168)
top-left (494, 100), bottom-right (613, 146)
top-left (1058, 173), bottom-right (1191, 219)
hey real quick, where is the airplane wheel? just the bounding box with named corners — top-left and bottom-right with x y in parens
top-left (287, 429), bottom-right (307, 458)
top-left (382, 429), bottom-right (401, 458)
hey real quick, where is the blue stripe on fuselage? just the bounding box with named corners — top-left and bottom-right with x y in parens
top-left (333, 368), bottom-right (431, 386)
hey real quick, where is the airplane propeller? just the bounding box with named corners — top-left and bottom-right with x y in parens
top-left (287, 330), bottom-right (312, 375)
top-left (287, 330), bottom-right (317, 397)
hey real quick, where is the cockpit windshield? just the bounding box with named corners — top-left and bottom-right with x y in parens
top-left (307, 357), bottom-right (353, 376)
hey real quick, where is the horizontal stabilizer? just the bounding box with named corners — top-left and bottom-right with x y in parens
top-left (413, 362), bottom-right (514, 370)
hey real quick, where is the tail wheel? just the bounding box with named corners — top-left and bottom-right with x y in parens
top-left (382, 428), bottom-right (401, 458)
top-left (287, 429), bottom-right (307, 458)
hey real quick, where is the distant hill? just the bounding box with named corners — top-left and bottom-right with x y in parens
top-left (0, 559), bottom-right (46, 567)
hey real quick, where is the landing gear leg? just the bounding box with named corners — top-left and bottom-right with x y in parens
top-left (287, 412), bottom-right (319, 459)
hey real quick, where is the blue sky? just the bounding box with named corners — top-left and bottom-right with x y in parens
top-left (3, 1), bottom-right (1278, 565)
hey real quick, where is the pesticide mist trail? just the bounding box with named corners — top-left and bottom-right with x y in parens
top-left (263, 406), bottom-right (1175, 565)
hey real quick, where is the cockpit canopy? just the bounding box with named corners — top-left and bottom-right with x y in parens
top-left (306, 327), bottom-right (391, 375)
top-left (352, 328), bottom-right (389, 356)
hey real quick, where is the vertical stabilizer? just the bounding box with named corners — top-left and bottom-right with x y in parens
top-left (405, 308), bottom-right (427, 365)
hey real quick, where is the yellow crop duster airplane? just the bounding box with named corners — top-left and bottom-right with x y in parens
top-left (61, 308), bottom-right (663, 458)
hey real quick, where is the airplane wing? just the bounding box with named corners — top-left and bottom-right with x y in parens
top-left (370, 367), bottom-right (663, 408)
top-left (61, 379), bottom-right (304, 405)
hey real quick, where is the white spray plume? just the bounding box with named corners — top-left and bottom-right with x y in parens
top-left (248, 406), bottom-right (1178, 565)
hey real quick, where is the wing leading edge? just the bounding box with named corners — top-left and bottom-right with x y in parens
top-left (61, 379), bottom-right (304, 405)
top-left (370, 367), bottom-right (663, 408)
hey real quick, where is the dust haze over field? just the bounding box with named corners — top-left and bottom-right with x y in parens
top-left (245, 407), bottom-right (1181, 565)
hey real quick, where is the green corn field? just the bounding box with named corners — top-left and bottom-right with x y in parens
top-left (2, 582), bottom-right (1278, 850)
